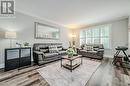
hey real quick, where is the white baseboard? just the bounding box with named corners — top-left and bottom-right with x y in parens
top-left (0, 63), bottom-right (4, 69)
top-left (104, 55), bottom-right (113, 58)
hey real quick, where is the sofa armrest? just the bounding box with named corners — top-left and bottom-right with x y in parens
top-left (97, 49), bottom-right (104, 52)
top-left (33, 51), bottom-right (45, 65)
top-left (33, 51), bottom-right (44, 55)
top-left (77, 48), bottom-right (83, 54)
top-left (77, 48), bottom-right (82, 50)
top-left (97, 49), bottom-right (104, 58)
top-left (62, 48), bottom-right (67, 51)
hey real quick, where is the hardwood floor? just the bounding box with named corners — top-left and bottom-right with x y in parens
top-left (0, 65), bottom-right (49, 86)
top-left (86, 58), bottom-right (130, 86)
top-left (0, 58), bottom-right (130, 86)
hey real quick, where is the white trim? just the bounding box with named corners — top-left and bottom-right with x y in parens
top-left (80, 17), bottom-right (129, 29)
top-left (104, 55), bottom-right (113, 58)
top-left (16, 11), bottom-right (65, 28)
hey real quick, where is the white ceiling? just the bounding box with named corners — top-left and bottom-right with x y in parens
top-left (16, 0), bottom-right (130, 28)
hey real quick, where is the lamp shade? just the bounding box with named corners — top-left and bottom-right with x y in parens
top-left (70, 34), bottom-right (76, 38)
top-left (5, 31), bottom-right (16, 39)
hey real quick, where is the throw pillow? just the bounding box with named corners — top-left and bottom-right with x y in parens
top-left (40, 49), bottom-right (49, 53)
top-left (85, 45), bottom-right (93, 51)
top-left (57, 46), bottom-right (63, 51)
top-left (58, 48), bottom-right (62, 51)
top-left (40, 47), bottom-right (49, 53)
top-left (49, 45), bottom-right (58, 53)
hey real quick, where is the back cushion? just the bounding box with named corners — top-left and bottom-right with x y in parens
top-left (40, 47), bottom-right (49, 53)
top-left (49, 45), bottom-right (58, 53)
top-left (84, 45), bottom-right (93, 51)
top-left (99, 44), bottom-right (104, 49)
top-left (57, 46), bottom-right (63, 51)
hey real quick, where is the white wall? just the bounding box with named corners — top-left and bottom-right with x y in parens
top-left (128, 16), bottom-right (130, 54)
top-left (108, 19), bottom-right (128, 57)
top-left (78, 19), bottom-right (128, 58)
top-left (0, 12), bottom-right (70, 68)
top-left (128, 16), bottom-right (130, 29)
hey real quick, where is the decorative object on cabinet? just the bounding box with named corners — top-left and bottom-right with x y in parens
top-left (16, 42), bottom-right (22, 47)
top-left (23, 42), bottom-right (29, 47)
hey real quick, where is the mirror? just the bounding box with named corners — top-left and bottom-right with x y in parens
top-left (35, 22), bottom-right (60, 39)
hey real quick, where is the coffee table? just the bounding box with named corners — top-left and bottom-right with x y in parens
top-left (61, 55), bottom-right (82, 72)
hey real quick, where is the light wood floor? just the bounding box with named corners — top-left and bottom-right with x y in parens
top-left (0, 58), bottom-right (130, 86)
top-left (86, 58), bottom-right (130, 86)
top-left (0, 65), bottom-right (50, 86)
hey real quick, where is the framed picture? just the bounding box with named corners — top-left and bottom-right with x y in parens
top-left (34, 22), bottom-right (60, 39)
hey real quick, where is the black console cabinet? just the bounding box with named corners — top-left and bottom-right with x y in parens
top-left (5, 47), bottom-right (31, 71)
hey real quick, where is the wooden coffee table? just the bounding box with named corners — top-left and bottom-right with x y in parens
top-left (61, 55), bottom-right (82, 72)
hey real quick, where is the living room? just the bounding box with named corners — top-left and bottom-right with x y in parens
top-left (0, 0), bottom-right (130, 86)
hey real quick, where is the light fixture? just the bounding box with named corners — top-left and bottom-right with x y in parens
top-left (69, 34), bottom-right (76, 47)
top-left (5, 31), bottom-right (16, 48)
top-left (71, 34), bottom-right (76, 38)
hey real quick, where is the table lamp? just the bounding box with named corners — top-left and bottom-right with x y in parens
top-left (5, 31), bottom-right (16, 48)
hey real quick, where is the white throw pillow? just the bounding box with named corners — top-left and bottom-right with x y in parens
top-left (84, 45), bottom-right (93, 51)
top-left (49, 45), bottom-right (58, 53)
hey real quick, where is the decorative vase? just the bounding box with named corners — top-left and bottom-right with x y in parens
top-left (23, 42), bottom-right (29, 47)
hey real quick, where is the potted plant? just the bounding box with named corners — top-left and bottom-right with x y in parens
top-left (66, 47), bottom-right (75, 58)
top-left (23, 42), bottom-right (29, 47)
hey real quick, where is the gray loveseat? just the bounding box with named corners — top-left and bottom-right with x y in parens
top-left (78, 44), bottom-right (104, 60)
top-left (33, 43), bottom-right (67, 65)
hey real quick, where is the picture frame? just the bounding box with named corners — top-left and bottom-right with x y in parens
top-left (34, 22), bottom-right (60, 40)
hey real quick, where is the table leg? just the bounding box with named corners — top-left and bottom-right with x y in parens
top-left (112, 50), bottom-right (120, 64)
top-left (70, 60), bottom-right (72, 72)
top-left (81, 57), bottom-right (83, 64)
top-left (122, 50), bottom-right (130, 62)
top-left (61, 58), bottom-right (62, 67)
top-left (114, 50), bottom-right (120, 56)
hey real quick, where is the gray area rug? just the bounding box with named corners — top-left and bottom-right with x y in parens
top-left (37, 58), bottom-right (101, 86)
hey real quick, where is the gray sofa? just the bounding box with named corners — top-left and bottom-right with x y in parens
top-left (78, 44), bottom-right (104, 60)
top-left (33, 43), bottom-right (67, 65)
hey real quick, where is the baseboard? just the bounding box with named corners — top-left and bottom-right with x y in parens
top-left (0, 63), bottom-right (4, 69)
top-left (104, 55), bottom-right (113, 58)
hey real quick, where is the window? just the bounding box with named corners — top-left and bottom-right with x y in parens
top-left (80, 24), bottom-right (111, 49)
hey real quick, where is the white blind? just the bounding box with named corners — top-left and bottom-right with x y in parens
top-left (80, 24), bottom-right (111, 49)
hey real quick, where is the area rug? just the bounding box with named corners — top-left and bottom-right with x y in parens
top-left (37, 58), bottom-right (101, 86)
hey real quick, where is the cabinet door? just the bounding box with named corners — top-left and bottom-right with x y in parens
top-left (5, 49), bottom-right (19, 71)
top-left (20, 48), bottom-right (31, 67)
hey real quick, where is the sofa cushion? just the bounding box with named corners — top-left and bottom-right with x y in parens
top-left (93, 44), bottom-right (104, 49)
top-left (57, 47), bottom-right (63, 51)
top-left (58, 51), bottom-right (67, 55)
top-left (80, 50), bottom-right (87, 52)
top-left (87, 51), bottom-right (97, 54)
top-left (93, 48), bottom-right (99, 51)
top-left (38, 54), bottom-right (44, 61)
top-left (40, 49), bottom-right (48, 53)
top-left (44, 53), bottom-right (58, 58)
top-left (83, 45), bottom-right (93, 51)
